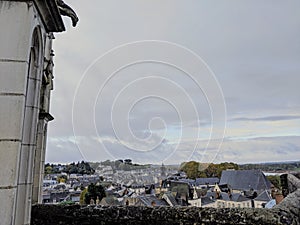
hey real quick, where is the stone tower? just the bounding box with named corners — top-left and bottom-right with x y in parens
top-left (0, 1), bottom-right (77, 224)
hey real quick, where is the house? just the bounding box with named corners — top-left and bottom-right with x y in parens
top-left (254, 190), bottom-right (273, 208)
top-left (219, 170), bottom-right (271, 194)
top-left (189, 187), bottom-right (202, 207)
top-left (203, 190), bottom-right (252, 208)
top-left (43, 179), bottom-right (58, 187)
top-left (100, 196), bottom-right (122, 206)
top-left (63, 191), bottom-right (82, 203)
top-left (213, 184), bottom-right (230, 193)
top-left (42, 190), bottom-right (70, 203)
top-left (162, 192), bottom-right (180, 206)
top-left (195, 177), bottom-right (219, 188)
top-left (201, 196), bottom-right (217, 208)
top-left (134, 195), bottom-right (167, 206)
top-left (215, 192), bottom-right (252, 208)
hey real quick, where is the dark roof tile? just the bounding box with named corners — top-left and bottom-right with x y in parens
top-left (220, 170), bottom-right (271, 191)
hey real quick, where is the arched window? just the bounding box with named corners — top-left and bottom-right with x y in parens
top-left (15, 26), bottom-right (44, 225)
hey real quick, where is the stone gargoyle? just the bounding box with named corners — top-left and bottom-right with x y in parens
top-left (56, 0), bottom-right (79, 27)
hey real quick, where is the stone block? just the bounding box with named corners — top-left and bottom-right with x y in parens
top-left (26, 77), bottom-right (41, 108)
top-left (0, 61), bottom-right (28, 95)
top-left (0, 188), bottom-right (16, 225)
top-left (14, 183), bottom-right (28, 225)
top-left (0, 141), bottom-right (21, 187)
top-left (0, 95), bottom-right (25, 140)
top-left (17, 145), bottom-right (35, 185)
top-left (0, 1), bottom-right (33, 61)
top-left (22, 105), bottom-right (38, 145)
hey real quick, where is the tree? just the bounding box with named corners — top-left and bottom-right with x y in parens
top-left (57, 174), bottom-right (67, 183)
top-left (267, 175), bottom-right (281, 189)
top-left (45, 166), bottom-right (53, 175)
top-left (124, 159), bottom-right (132, 165)
top-left (80, 188), bottom-right (88, 205)
top-left (84, 183), bottom-right (106, 204)
top-left (205, 164), bottom-right (218, 177)
top-left (180, 161), bottom-right (205, 179)
top-left (180, 161), bottom-right (239, 179)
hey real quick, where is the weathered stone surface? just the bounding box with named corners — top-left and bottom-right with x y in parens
top-left (31, 174), bottom-right (299, 224)
top-left (281, 173), bottom-right (300, 197)
top-left (287, 174), bottom-right (300, 191)
top-left (31, 174), bottom-right (300, 225)
top-left (31, 203), bottom-right (299, 225)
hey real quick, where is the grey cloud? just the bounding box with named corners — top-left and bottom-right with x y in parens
top-left (46, 0), bottom-right (300, 164)
top-left (231, 115), bottom-right (300, 122)
top-left (215, 136), bottom-right (300, 164)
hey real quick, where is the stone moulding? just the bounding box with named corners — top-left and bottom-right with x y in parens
top-left (33, 0), bottom-right (65, 32)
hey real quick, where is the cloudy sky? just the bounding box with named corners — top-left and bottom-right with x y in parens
top-left (46, 0), bottom-right (300, 165)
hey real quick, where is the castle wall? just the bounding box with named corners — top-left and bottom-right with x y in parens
top-left (0, 2), bottom-right (51, 224)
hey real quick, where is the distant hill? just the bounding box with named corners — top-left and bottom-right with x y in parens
top-left (86, 160), bottom-right (300, 175)
top-left (239, 161), bottom-right (300, 172)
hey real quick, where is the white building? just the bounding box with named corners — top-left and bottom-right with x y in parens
top-left (0, 1), bottom-right (77, 224)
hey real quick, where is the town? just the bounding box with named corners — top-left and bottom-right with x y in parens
top-left (42, 160), bottom-right (299, 209)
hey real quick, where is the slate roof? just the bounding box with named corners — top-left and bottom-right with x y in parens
top-left (162, 192), bottom-right (180, 206)
top-left (195, 177), bottom-right (219, 186)
top-left (172, 179), bottom-right (196, 186)
top-left (100, 196), bottom-right (122, 206)
top-left (201, 196), bottom-right (215, 206)
top-left (220, 192), bottom-right (250, 202)
top-left (219, 170), bottom-right (271, 191)
top-left (254, 190), bottom-right (272, 202)
top-left (204, 191), bottom-right (250, 202)
top-left (205, 191), bottom-right (216, 199)
top-left (136, 195), bottom-right (167, 206)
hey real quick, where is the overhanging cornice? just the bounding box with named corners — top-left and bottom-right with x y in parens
top-left (33, 0), bottom-right (66, 32)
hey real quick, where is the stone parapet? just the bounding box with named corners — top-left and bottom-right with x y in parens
top-left (31, 199), bottom-right (300, 225)
top-left (31, 174), bottom-right (300, 225)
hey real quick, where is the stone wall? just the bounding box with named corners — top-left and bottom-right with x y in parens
top-left (31, 173), bottom-right (300, 225)
top-left (0, 1), bottom-right (67, 224)
top-left (281, 173), bottom-right (300, 196)
top-left (32, 189), bottom-right (300, 224)
top-left (31, 203), bottom-right (299, 225)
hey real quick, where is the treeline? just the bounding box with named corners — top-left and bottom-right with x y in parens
top-left (239, 161), bottom-right (300, 172)
top-left (90, 159), bottom-right (151, 172)
top-left (179, 161), bottom-right (239, 179)
top-left (45, 161), bottom-right (95, 175)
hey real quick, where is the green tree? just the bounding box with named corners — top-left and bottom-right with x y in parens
top-left (56, 174), bottom-right (68, 183)
top-left (45, 166), bottom-right (53, 175)
top-left (267, 175), bottom-right (281, 189)
top-left (80, 188), bottom-right (88, 205)
top-left (180, 161), bottom-right (239, 179)
top-left (180, 161), bottom-right (199, 179)
top-left (205, 164), bottom-right (218, 177)
top-left (84, 183), bottom-right (106, 204)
